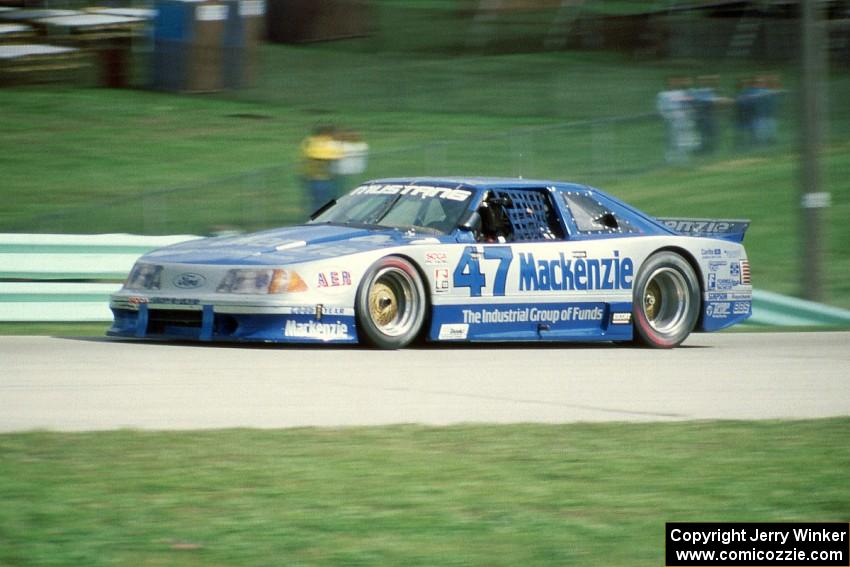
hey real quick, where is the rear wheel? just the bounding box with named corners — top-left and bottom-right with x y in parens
top-left (632, 251), bottom-right (700, 348)
top-left (356, 256), bottom-right (426, 349)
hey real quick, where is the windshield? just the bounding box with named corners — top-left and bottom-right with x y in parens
top-left (309, 183), bottom-right (475, 234)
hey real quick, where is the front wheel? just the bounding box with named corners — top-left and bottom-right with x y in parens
top-left (356, 256), bottom-right (427, 349)
top-left (632, 251), bottom-right (700, 348)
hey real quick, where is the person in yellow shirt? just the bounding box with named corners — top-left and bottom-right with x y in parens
top-left (300, 125), bottom-right (344, 215)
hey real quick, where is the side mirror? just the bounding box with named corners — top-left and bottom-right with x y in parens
top-left (458, 210), bottom-right (482, 233)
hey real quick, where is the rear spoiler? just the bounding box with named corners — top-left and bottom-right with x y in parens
top-left (657, 218), bottom-right (750, 243)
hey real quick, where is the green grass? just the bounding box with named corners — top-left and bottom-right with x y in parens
top-left (606, 147), bottom-right (850, 305)
top-left (1, 25), bottom-right (848, 307)
top-left (1, 419), bottom-right (848, 566)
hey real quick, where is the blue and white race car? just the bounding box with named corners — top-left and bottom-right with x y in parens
top-left (109, 177), bottom-right (752, 348)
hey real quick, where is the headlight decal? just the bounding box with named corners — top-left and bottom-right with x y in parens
top-left (124, 263), bottom-right (163, 291)
top-left (269, 269), bottom-right (308, 293)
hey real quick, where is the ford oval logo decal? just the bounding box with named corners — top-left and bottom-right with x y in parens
top-left (173, 273), bottom-right (206, 289)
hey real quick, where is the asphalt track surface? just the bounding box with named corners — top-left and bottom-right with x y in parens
top-left (1, 332), bottom-right (848, 432)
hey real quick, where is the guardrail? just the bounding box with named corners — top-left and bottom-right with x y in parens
top-left (749, 289), bottom-right (850, 327)
top-left (0, 233), bottom-right (199, 322)
top-left (2, 233), bottom-right (850, 327)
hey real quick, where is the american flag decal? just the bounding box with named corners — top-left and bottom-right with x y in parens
top-left (740, 260), bottom-right (751, 285)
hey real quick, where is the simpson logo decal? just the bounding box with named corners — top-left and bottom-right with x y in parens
top-left (172, 273), bottom-right (206, 289)
top-left (438, 323), bottom-right (469, 340)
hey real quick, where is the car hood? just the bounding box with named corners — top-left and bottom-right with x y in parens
top-left (141, 224), bottom-right (447, 265)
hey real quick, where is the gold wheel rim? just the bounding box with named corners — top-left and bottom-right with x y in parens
top-left (644, 280), bottom-right (661, 322)
top-left (642, 267), bottom-right (691, 335)
top-left (369, 281), bottom-right (398, 328)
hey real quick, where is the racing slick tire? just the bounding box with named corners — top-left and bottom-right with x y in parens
top-left (356, 256), bottom-right (427, 349)
top-left (632, 251), bottom-right (700, 349)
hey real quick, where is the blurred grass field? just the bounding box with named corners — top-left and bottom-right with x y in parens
top-left (1, 419), bottom-right (848, 566)
top-left (1, 13), bottom-right (848, 308)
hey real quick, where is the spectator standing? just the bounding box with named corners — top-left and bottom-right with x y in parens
top-left (657, 77), bottom-right (698, 164)
top-left (690, 75), bottom-right (728, 154)
top-left (755, 74), bottom-right (782, 145)
top-left (331, 129), bottom-right (370, 179)
top-left (734, 76), bottom-right (759, 148)
top-left (299, 125), bottom-right (344, 215)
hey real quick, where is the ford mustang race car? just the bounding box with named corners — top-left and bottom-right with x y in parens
top-left (108, 177), bottom-right (752, 348)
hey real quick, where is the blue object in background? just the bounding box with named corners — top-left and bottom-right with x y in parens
top-left (222, 0), bottom-right (246, 90)
top-left (151, 0), bottom-right (230, 92)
